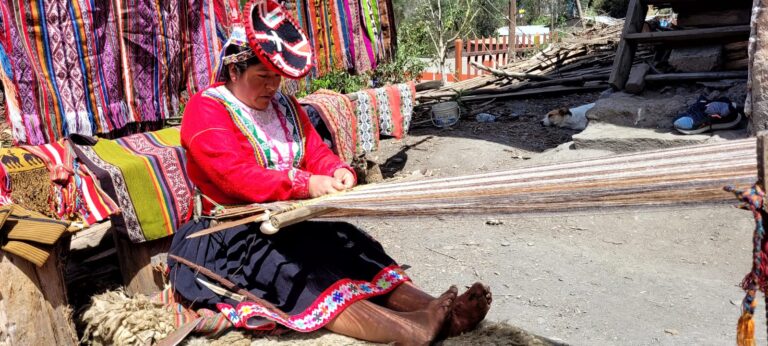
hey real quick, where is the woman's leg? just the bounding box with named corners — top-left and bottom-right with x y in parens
top-left (442, 282), bottom-right (493, 337)
top-left (325, 288), bottom-right (456, 345)
top-left (378, 282), bottom-right (451, 312)
top-left (376, 281), bottom-right (493, 338)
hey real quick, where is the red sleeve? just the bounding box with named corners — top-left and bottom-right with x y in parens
top-left (181, 93), bottom-right (311, 203)
top-left (294, 97), bottom-right (357, 182)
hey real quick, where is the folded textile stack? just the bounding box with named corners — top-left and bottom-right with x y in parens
top-left (70, 128), bottom-right (194, 243)
top-left (351, 82), bottom-right (416, 143)
top-left (300, 82), bottom-right (417, 158)
top-left (0, 205), bottom-right (71, 266)
top-left (299, 90), bottom-right (358, 163)
top-left (22, 140), bottom-right (119, 226)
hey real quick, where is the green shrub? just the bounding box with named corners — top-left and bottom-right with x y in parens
top-left (302, 69), bottom-right (369, 96)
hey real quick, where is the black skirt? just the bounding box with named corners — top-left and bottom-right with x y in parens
top-left (167, 219), bottom-right (409, 332)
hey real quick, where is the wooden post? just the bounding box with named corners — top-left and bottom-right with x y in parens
top-left (625, 63), bottom-right (651, 94)
top-left (608, 0), bottom-right (647, 90)
top-left (0, 239), bottom-right (78, 345)
top-left (113, 231), bottom-right (172, 296)
top-left (507, 0), bottom-right (516, 63)
top-left (454, 39), bottom-right (463, 82)
top-left (757, 132), bottom-right (768, 189)
top-left (576, 0), bottom-right (586, 29)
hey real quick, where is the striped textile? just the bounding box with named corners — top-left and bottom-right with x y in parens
top-left (0, 204), bottom-right (70, 267)
top-left (306, 139), bottom-right (759, 216)
top-left (299, 90), bottom-right (358, 163)
top-left (22, 140), bottom-right (118, 226)
top-left (185, 0), bottom-right (234, 93)
top-left (71, 127), bottom-right (195, 243)
top-left (152, 286), bottom-right (233, 336)
top-left (0, 0), bottom-right (230, 145)
top-left (0, 161), bottom-right (11, 206)
top-left (0, 0), bottom-right (393, 145)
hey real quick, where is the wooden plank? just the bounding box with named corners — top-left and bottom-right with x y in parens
top-left (454, 39), bottom-right (463, 81)
top-left (415, 80), bottom-right (444, 92)
top-left (677, 9), bottom-right (751, 28)
top-left (644, 70), bottom-right (748, 82)
top-left (507, 0), bottom-right (516, 63)
top-left (609, 0), bottom-right (647, 90)
top-left (758, 132), bottom-right (768, 189)
top-left (70, 220), bottom-right (112, 250)
top-left (624, 25), bottom-right (751, 44)
top-left (625, 63), bottom-right (651, 94)
top-left (0, 239), bottom-right (78, 345)
top-left (113, 231), bottom-right (172, 296)
top-left (725, 57), bottom-right (749, 70)
top-left (647, 0), bottom-right (751, 9)
top-left (459, 84), bottom-right (609, 102)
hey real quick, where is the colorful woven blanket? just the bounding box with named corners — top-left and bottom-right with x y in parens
top-left (22, 141), bottom-right (118, 226)
top-left (0, 0), bottom-right (231, 145)
top-left (71, 128), bottom-right (194, 243)
top-left (299, 90), bottom-right (358, 163)
top-left (350, 90), bottom-right (380, 154)
top-left (370, 82), bottom-right (416, 139)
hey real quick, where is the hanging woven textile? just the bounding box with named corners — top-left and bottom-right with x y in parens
top-left (114, 0), bottom-right (185, 125)
top-left (0, 0), bottom-right (230, 145)
top-left (346, 0), bottom-right (372, 73)
top-left (185, 0), bottom-right (236, 95)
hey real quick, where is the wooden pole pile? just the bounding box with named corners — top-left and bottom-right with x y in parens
top-left (418, 23), bottom-right (639, 103)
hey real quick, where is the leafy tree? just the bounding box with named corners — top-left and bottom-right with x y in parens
top-left (402, 0), bottom-right (480, 83)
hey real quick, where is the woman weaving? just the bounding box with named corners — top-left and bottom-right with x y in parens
top-left (168, 1), bottom-right (491, 344)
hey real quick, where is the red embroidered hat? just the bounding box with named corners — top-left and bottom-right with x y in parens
top-left (243, 0), bottom-right (314, 79)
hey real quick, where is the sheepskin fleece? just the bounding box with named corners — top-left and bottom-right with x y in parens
top-left (80, 289), bottom-right (559, 346)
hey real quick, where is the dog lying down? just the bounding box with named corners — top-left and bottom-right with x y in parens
top-left (541, 103), bottom-right (596, 131)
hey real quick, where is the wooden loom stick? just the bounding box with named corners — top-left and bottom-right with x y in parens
top-left (260, 206), bottom-right (338, 234)
top-left (168, 254), bottom-right (290, 320)
top-left (186, 212), bottom-right (269, 239)
top-left (186, 184), bottom-right (381, 239)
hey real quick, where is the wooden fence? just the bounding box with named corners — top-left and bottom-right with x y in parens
top-left (420, 33), bottom-right (557, 82)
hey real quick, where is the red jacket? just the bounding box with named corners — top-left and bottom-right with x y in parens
top-left (181, 85), bottom-right (354, 209)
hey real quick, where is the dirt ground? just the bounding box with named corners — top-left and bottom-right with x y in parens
top-left (344, 93), bottom-right (762, 345)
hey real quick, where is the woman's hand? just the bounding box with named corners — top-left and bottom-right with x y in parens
top-left (333, 168), bottom-right (356, 190)
top-left (308, 175), bottom-right (341, 198)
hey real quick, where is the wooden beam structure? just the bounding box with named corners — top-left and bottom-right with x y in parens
top-left (608, 0), bottom-right (647, 89)
top-left (644, 70), bottom-right (748, 82)
top-left (113, 232), bottom-right (171, 296)
top-left (623, 25), bottom-right (751, 44)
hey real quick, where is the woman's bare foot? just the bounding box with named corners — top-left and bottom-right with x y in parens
top-left (402, 286), bottom-right (458, 345)
top-left (441, 282), bottom-right (492, 338)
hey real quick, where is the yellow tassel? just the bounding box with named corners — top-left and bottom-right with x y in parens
top-left (737, 312), bottom-right (756, 346)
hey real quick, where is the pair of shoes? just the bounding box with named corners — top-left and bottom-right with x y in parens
top-left (673, 96), bottom-right (743, 135)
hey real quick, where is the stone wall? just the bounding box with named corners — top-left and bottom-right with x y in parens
top-left (748, 0), bottom-right (768, 134)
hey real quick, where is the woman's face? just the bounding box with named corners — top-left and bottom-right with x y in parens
top-left (229, 63), bottom-right (282, 110)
